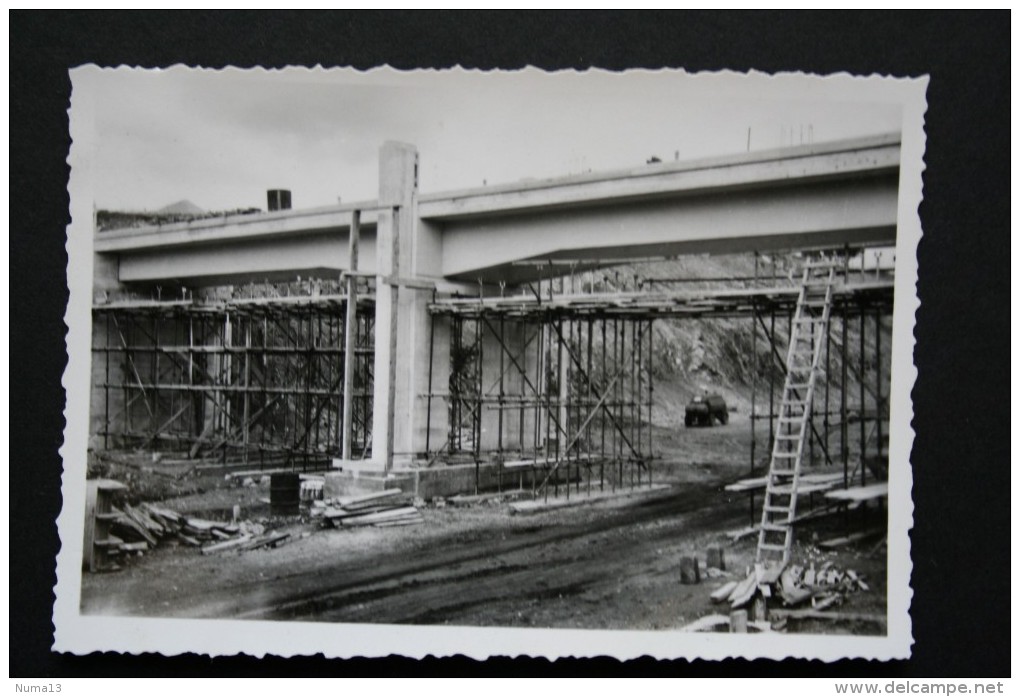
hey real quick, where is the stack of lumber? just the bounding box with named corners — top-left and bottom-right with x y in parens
top-left (106, 502), bottom-right (183, 554)
top-left (314, 489), bottom-right (423, 528)
top-left (106, 502), bottom-right (291, 557)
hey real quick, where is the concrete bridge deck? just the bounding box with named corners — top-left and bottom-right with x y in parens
top-left (94, 133), bottom-right (901, 288)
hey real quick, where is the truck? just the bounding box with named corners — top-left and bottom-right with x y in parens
top-left (684, 393), bottom-right (729, 427)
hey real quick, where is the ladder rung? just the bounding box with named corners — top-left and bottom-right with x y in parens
top-left (762, 523), bottom-right (789, 532)
top-left (769, 485), bottom-right (797, 495)
top-left (759, 543), bottom-right (787, 552)
top-left (775, 433), bottom-right (801, 440)
top-left (763, 505), bottom-right (790, 513)
top-left (772, 452), bottom-right (798, 459)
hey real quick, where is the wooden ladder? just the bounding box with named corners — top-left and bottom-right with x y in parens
top-left (755, 258), bottom-right (839, 568)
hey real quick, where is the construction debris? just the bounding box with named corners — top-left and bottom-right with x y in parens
top-left (710, 580), bottom-right (738, 603)
top-left (723, 557), bottom-right (872, 615)
top-left (99, 499), bottom-right (292, 565)
top-left (314, 489), bottom-right (424, 529)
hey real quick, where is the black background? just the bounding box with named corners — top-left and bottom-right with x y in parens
top-left (10, 11), bottom-right (1010, 677)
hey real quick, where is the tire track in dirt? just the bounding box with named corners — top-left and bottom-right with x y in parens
top-left (179, 482), bottom-right (746, 625)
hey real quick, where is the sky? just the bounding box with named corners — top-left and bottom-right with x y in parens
top-left (84, 67), bottom-right (904, 212)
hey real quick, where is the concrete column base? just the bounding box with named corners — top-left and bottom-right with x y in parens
top-left (323, 461), bottom-right (582, 501)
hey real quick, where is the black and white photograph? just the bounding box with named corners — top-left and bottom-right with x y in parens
top-left (54, 66), bottom-right (927, 660)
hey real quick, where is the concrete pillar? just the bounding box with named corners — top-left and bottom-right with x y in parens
top-left (371, 142), bottom-right (421, 470)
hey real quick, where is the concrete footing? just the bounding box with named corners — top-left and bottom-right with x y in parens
top-left (323, 461), bottom-right (583, 500)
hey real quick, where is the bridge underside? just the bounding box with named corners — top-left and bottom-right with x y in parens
top-left (89, 136), bottom-right (901, 492)
top-left (437, 176), bottom-right (898, 285)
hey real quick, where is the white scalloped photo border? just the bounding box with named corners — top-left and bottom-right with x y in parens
top-left (54, 66), bottom-right (927, 661)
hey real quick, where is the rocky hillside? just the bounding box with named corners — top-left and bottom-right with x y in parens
top-left (589, 253), bottom-right (891, 430)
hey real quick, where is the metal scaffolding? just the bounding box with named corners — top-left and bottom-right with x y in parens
top-left (91, 288), bottom-right (375, 470)
top-left (428, 293), bottom-right (655, 499)
top-left (744, 254), bottom-right (894, 489)
top-left (426, 249), bottom-right (894, 499)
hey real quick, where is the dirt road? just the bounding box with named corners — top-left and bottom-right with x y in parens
top-left (81, 417), bottom-right (887, 631)
top-left (84, 478), bottom-right (745, 628)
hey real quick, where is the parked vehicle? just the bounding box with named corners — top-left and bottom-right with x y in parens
top-left (684, 393), bottom-right (729, 427)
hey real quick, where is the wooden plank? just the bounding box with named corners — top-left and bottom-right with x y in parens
top-left (727, 573), bottom-right (758, 607)
top-left (374, 517), bottom-right (425, 528)
top-left (225, 468), bottom-right (291, 481)
top-left (824, 482), bottom-right (889, 502)
top-left (125, 504), bottom-right (164, 534)
top-left (724, 477), bottom-right (766, 492)
top-left (710, 581), bottom-right (739, 603)
top-left (680, 614), bottom-right (729, 632)
top-left (120, 541), bottom-right (149, 552)
top-left (240, 532), bottom-right (290, 551)
top-left (140, 503), bottom-right (182, 524)
top-left (92, 479), bottom-right (128, 492)
top-left (201, 534), bottom-right (253, 555)
top-left (725, 525), bottom-right (760, 542)
top-left (112, 507), bottom-right (158, 546)
top-left (799, 472), bottom-right (846, 485)
top-left (323, 502), bottom-right (410, 520)
top-left (184, 517), bottom-right (234, 532)
top-left (817, 527), bottom-right (884, 549)
top-left (339, 507), bottom-right (420, 526)
top-left (335, 489), bottom-right (405, 508)
top-left (790, 481), bottom-right (842, 495)
top-left (788, 502), bottom-right (845, 526)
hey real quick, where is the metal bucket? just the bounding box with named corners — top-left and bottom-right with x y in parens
top-left (270, 473), bottom-right (300, 516)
